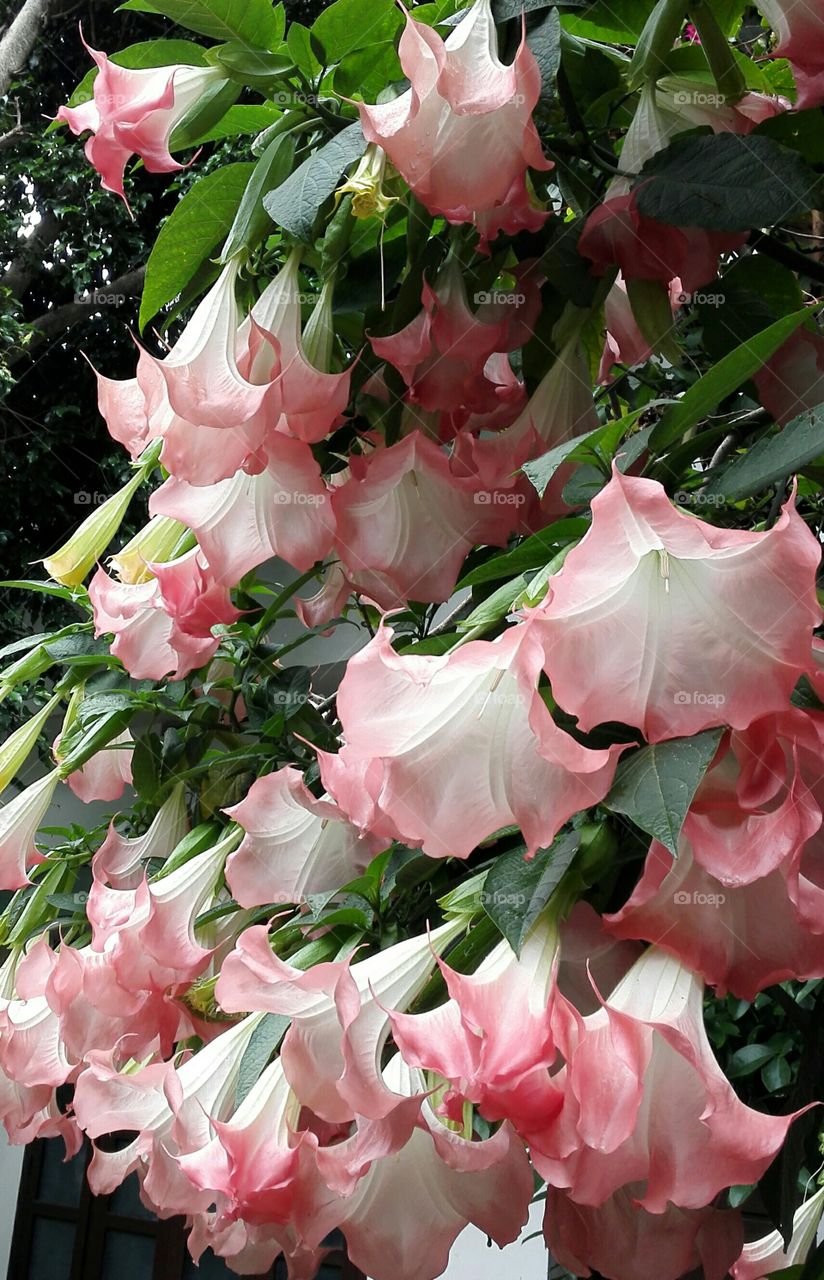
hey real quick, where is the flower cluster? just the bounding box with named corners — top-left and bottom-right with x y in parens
top-left (4, 0), bottom-right (824, 1278)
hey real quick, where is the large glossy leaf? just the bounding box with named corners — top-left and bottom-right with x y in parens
top-left (482, 831), bottom-right (581, 954)
top-left (704, 406), bottom-right (824, 500)
top-left (120, 0), bottom-right (282, 49)
top-left (636, 134), bottom-right (821, 232)
top-left (235, 1013), bottom-right (290, 1106)
top-left (263, 122), bottom-right (365, 241)
top-left (605, 729), bottom-right (723, 856)
top-left (221, 131), bottom-right (296, 260)
top-left (139, 163), bottom-right (254, 329)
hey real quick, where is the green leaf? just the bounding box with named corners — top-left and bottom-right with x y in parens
top-left (182, 102), bottom-right (281, 147)
top-left (120, 0), bottom-right (281, 49)
top-left (0, 579), bottom-right (84, 601)
top-left (221, 132), bottom-right (296, 260)
top-left (235, 1013), bottom-right (290, 1107)
top-left (727, 1043), bottom-right (777, 1078)
top-left (139, 163), bottom-right (254, 329)
top-left (494, 0), bottom-right (572, 16)
top-left (605, 729), bottom-right (723, 856)
top-left (482, 831), bottom-right (581, 955)
top-left (286, 23), bottom-right (322, 78)
top-left (57, 708), bottom-right (135, 777)
top-left (263, 122), bottom-right (365, 241)
top-left (527, 7), bottom-right (562, 97)
top-left (458, 520), bottom-right (589, 588)
top-left (213, 44), bottom-right (295, 83)
top-left (635, 134), bottom-right (822, 232)
top-left (703, 406), bottom-right (824, 500)
top-left (523, 413), bottom-right (645, 497)
top-left (762, 1054), bottom-right (793, 1093)
top-left (311, 0), bottom-right (402, 64)
top-left (649, 308), bottom-right (813, 451)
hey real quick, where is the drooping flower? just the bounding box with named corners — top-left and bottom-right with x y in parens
top-left (604, 832), bottom-right (824, 1001)
top-left (224, 767), bottom-right (382, 909)
top-left (753, 326), bottom-right (824, 427)
top-left (732, 1183), bottom-right (824, 1279)
top-left (330, 432), bottom-right (519, 609)
top-left (598, 275), bottom-right (684, 383)
top-left (72, 1011), bottom-right (268, 1199)
top-left (531, 469), bottom-right (821, 741)
top-left (0, 770), bottom-right (60, 891)
top-left (94, 784), bottom-right (189, 889)
top-left (149, 437), bottom-right (335, 586)
top-left (319, 621), bottom-right (622, 859)
top-left (357, 0), bottom-right (551, 239)
top-left (215, 919), bottom-right (465, 1124)
top-left (528, 948), bottom-right (805, 1211)
top-left (297, 1056), bottom-right (534, 1280)
top-left (389, 908), bottom-right (564, 1129)
top-left (545, 1184), bottom-right (744, 1280)
top-left (369, 258), bottom-right (540, 436)
top-left (89, 548), bottom-right (239, 681)
top-left (56, 34), bottom-right (224, 206)
top-left (60, 729), bottom-right (134, 804)
top-left (755, 0), bottom-right (824, 108)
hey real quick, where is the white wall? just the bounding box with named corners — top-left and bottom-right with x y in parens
top-left (0, 1132), bottom-right (24, 1276)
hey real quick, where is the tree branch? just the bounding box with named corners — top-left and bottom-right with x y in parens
top-left (0, 0), bottom-right (54, 98)
top-left (9, 265), bottom-right (146, 366)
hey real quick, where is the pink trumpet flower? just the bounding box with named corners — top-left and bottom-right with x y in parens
top-left (55, 729), bottom-right (133, 804)
top-left (753, 327), bottom-right (824, 427)
top-left (528, 948), bottom-right (806, 1211)
top-left (369, 258), bottom-right (540, 431)
top-left (224, 767), bottom-right (383, 909)
top-left (89, 548), bottom-right (239, 681)
top-left (94, 785), bottom-right (189, 890)
top-left (357, 0), bottom-right (551, 240)
top-left (299, 1056), bottom-right (534, 1280)
top-left (72, 1011), bottom-right (270, 1201)
top-left (215, 919), bottom-right (465, 1124)
top-left (388, 908), bottom-right (564, 1129)
top-left (330, 432), bottom-right (518, 609)
top-left (149, 438), bottom-right (335, 587)
top-left (733, 1184), bottom-right (824, 1279)
top-left (0, 770), bottom-right (59, 890)
top-left (605, 831), bottom-right (824, 1001)
top-left (544, 1184), bottom-right (744, 1280)
top-left (56, 33), bottom-right (223, 206)
top-left (531, 469), bottom-right (821, 742)
top-left (319, 621), bottom-right (622, 859)
top-left (755, 0), bottom-right (824, 108)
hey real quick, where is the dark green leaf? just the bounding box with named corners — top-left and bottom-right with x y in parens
top-left (605, 729), bottom-right (723, 856)
top-left (263, 122), bottom-right (365, 241)
top-left (458, 520), bottom-right (589, 588)
top-left (235, 1013), bottom-right (290, 1106)
top-left (140, 163), bottom-right (254, 329)
top-left (214, 44), bottom-right (295, 82)
top-left (703, 406), bottom-right (824, 500)
top-left (727, 1043), bottom-right (777, 1078)
top-left (527, 7), bottom-right (562, 96)
top-left (650, 309), bottom-right (813, 451)
top-left (311, 0), bottom-right (402, 64)
top-left (482, 830), bottom-right (581, 954)
top-left (120, 0), bottom-right (282, 48)
top-left (221, 132), bottom-right (296, 260)
top-left (635, 134), bottom-right (822, 232)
